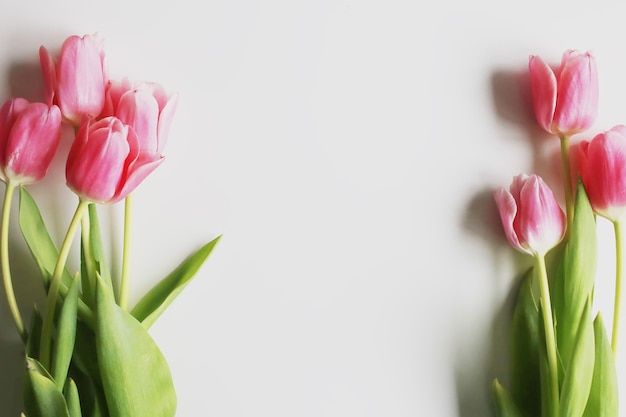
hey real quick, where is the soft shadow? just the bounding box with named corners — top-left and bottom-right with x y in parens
top-left (454, 66), bottom-right (561, 417)
top-left (455, 188), bottom-right (530, 417)
top-left (7, 60), bottom-right (45, 102)
top-left (490, 69), bottom-right (563, 194)
top-left (0, 227), bottom-right (47, 416)
top-left (0, 59), bottom-right (49, 415)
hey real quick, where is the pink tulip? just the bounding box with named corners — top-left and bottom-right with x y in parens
top-left (39, 33), bottom-right (108, 125)
top-left (579, 125), bottom-right (626, 221)
top-left (529, 50), bottom-right (598, 137)
top-left (66, 116), bottom-right (163, 203)
top-left (0, 98), bottom-right (62, 184)
top-left (101, 78), bottom-right (178, 154)
top-left (494, 174), bottom-right (566, 256)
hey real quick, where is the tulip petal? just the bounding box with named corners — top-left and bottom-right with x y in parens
top-left (156, 92), bottom-right (179, 153)
top-left (57, 35), bottom-right (107, 124)
top-left (38, 47), bottom-right (57, 107)
top-left (529, 55), bottom-right (557, 133)
top-left (5, 104), bottom-right (62, 183)
top-left (114, 152), bottom-right (163, 202)
top-left (117, 90), bottom-right (160, 153)
top-left (518, 176), bottom-right (565, 256)
top-left (581, 126), bottom-right (626, 221)
top-left (553, 51), bottom-right (599, 136)
top-left (494, 187), bottom-right (528, 254)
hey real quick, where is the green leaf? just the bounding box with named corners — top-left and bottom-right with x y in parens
top-left (95, 276), bottom-right (177, 417)
top-left (88, 204), bottom-right (112, 290)
top-left (18, 187), bottom-right (96, 329)
top-left (64, 379), bottom-right (82, 417)
top-left (554, 182), bottom-right (597, 367)
top-left (559, 299), bottom-right (595, 417)
top-left (492, 379), bottom-right (523, 417)
top-left (52, 274), bottom-right (80, 390)
top-left (24, 357), bottom-right (70, 417)
top-left (509, 268), bottom-right (541, 417)
top-left (18, 187), bottom-right (73, 288)
top-left (80, 204), bottom-right (113, 308)
top-left (131, 235), bottom-right (222, 328)
top-left (537, 302), bottom-right (553, 417)
top-left (582, 313), bottom-right (618, 417)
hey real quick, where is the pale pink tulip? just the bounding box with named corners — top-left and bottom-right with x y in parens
top-left (579, 125), bottom-right (626, 221)
top-left (529, 50), bottom-right (598, 137)
top-left (0, 98), bottom-right (62, 184)
top-left (102, 78), bottom-right (178, 154)
top-left (40, 33), bottom-right (108, 125)
top-left (66, 116), bottom-right (162, 203)
top-left (494, 174), bottom-right (566, 256)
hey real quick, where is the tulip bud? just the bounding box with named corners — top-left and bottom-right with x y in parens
top-left (66, 116), bottom-right (163, 203)
top-left (579, 125), bottom-right (626, 222)
top-left (0, 98), bottom-right (62, 184)
top-left (494, 174), bottom-right (566, 256)
top-left (102, 78), bottom-right (178, 154)
top-left (40, 33), bottom-right (108, 125)
top-left (529, 50), bottom-right (598, 137)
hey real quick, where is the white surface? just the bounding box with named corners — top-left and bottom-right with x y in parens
top-left (1, 0), bottom-right (626, 416)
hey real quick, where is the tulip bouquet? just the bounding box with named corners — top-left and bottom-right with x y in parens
top-left (0, 34), bottom-right (220, 416)
top-left (491, 50), bottom-right (623, 417)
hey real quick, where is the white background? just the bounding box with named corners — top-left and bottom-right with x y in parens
top-left (1, 0), bottom-right (626, 416)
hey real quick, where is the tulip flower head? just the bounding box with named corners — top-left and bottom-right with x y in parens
top-left (494, 174), bottom-right (566, 256)
top-left (579, 125), bottom-right (626, 222)
top-left (40, 33), bottom-right (108, 125)
top-left (529, 49), bottom-right (598, 137)
top-left (102, 78), bottom-right (178, 155)
top-left (66, 116), bottom-right (163, 204)
top-left (0, 98), bottom-right (62, 184)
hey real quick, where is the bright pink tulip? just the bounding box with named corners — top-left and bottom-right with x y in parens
top-left (494, 174), bottom-right (566, 256)
top-left (101, 78), bottom-right (178, 154)
top-left (0, 98), bottom-right (62, 184)
top-left (39, 33), bottom-right (108, 125)
top-left (529, 50), bottom-right (598, 137)
top-left (66, 116), bottom-right (163, 203)
top-left (579, 125), bottom-right (626, 221)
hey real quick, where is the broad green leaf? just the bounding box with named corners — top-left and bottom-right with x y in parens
top-left (132, 235), bottom-right (222, 328)
top-left (509, 268), bottom-right (541, 417)
top-left (95, 276), bottom-right (176, 417)
top-left (88, 204), bottom-right (112, 289)
top-left (19, 187), bottom-right (95, 328)
top-left (52, 274), bottom-right (80, 390)
top-left (80, 204), bottom-right (113, 309)
top-left (537, 303), bottom-right (554, 417)
top-left (18, 187), bottom-right (73, 288)
top-left (582, 313), bottom-right (618, 417)
top-left (492, 379), bottom-right (523, 417)
top-left (560, 299), bottom-right (594, 417)
top-left (554, 182), bottom-right (597, 366)
top-left (24, 357), bottom-right (70, 417)
top-left (64, 379), bottom-right (82, 417)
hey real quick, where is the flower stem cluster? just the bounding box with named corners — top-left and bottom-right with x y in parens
top-left (493, 50), bottom-right (621, 417)
top-left (0, 33), bottom-right (220, 417)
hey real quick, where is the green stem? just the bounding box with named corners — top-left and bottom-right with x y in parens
top-left (536, 254), bottom-right (559, 416)
top-left (612, 220), bottom-right (623, 354)
top-left (119, 194), bottom-right (133, 310)
top-left (559, 135), bottom-right (574, 231)
top-left (39, 199), bottom-right (88, 368)
top-left (1, 182), bottom-right (26, 342)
